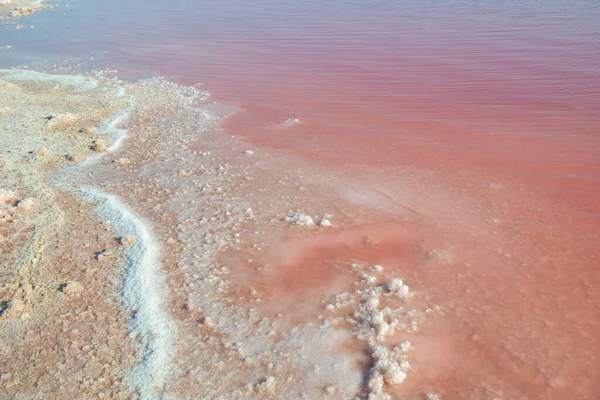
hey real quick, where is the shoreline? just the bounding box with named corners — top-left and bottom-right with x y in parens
top-left (2, 62), bottom-right (597, 399)
top-left (0, 68), bottom-right (435, 399)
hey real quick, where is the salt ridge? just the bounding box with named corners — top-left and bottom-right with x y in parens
top-left (53, 80), bottom-right (176, 398)
top-left (83, 186), bottom-right (176, 399)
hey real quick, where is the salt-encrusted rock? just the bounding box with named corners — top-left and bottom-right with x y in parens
top-left (92, 141), bottom-right (107, 152)
top-left (45, 113), bottom-right (76, 129)
top-left (370, 264), bottom-right (384, 272)
top-left (0, 189), bottom-right (17, 204)
top-left (284, 212), bottom-right (315, 226)
top-left (1, 298), bottom-right (25, 319)
top-left (387, 278), bottom-right (409, 297)
top-left (255, 376), bottom-right (276, 394)
top-left (61, 281), bottom-right (84, 295)
top-left (199, 316), bottom-right (214, 328)
top-left (119, 235), bottom-right (136, 246)
top-left (68, 154), bottom-right (85, 162)
top-left (15, 198), bottom-right (36, 212)
top-left (319, 218), bottom-right (332, 227)
top-left (79, 127), bottom-right (95, 134)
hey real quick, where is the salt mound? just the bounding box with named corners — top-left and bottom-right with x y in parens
top-left (0, 189), bottom-right (17, 204)
top-left (92, 140), bottom-right (107, 152)
top-left (0, 298), bottom-right (25, 319)
top-left (284, 212), bottom-right (315, 226)
top-left (319, 218), bottom-right (332, 227)
top-left (61, 281), bottom-right (84, 295)
top-left (45, 113), bottom-right (77, 130)
top-left (15, 198), bottom-right (36, 212)
top-left (68, 154), bottom-right (85, 162)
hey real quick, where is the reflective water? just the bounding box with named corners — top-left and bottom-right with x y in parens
top-left (2, 0), bottom-right (599, 398)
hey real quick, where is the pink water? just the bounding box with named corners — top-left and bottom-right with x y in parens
top-left (2, 0), bottom-right (599, 398)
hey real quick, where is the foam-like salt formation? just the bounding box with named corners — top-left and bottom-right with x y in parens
top-left (81, 105), bottom-right (132, 166)
top-left (83, 187), bottom-right (176, 399)
top-left (0, 69), bottom-right (97, 91)
top-left (96, 109), bottom-right (130, 151)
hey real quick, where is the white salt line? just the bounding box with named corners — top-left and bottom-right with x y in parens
top-left (96, 109), bottom-right (131, 152)
top-left (81, 105), bottom-right (132, 167)
top-left (83, 187), bottom-right (176, 399)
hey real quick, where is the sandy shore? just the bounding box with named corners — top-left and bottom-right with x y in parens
top-left (0, 70), bottom-right (137, 397)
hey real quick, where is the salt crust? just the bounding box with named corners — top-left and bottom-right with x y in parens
top-left (0, 69), bottom-right (97, 91)
top-left (284, 212), bottom-right (315, 226)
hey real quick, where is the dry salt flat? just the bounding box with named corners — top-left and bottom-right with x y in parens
top-left (0, 67), bottom-right (443, 399)
top-left (0, 69), bottom-right (135, 397)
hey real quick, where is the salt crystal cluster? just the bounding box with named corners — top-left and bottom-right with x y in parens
top-left (284, 212), bottom-right (315, 226)
top-left (319, 218), bottom-right (332, 227)
top-left (0, 189), bottom-right (17, 204)
top-left (324, 265), bottom-right (418, 399)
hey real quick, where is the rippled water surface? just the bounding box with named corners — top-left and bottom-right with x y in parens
top-left (2, 1), bottom-right (599, 398)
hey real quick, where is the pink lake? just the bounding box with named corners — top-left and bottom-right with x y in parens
top-left (2, 0), bottom-right (599, 398)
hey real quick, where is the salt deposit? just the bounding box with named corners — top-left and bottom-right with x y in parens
top-left (83, 187), bottom-right (176, 399)
top-left (95, 109), bottom-right (131, 151)
top-left (0, 189), bottom-right (17, 204)
top-left (15, 198), bottom-right (36, 212)
top-left (61, 281), bottom-right (84, 296)
top-left (0, 69), bottom-right (97, 91)
top-left (284, 212), bottom-right (315, 226)
top-left (319, 218), bottom-right (332, 227)
top-left (92, 140), bottom-right (107, 152)
top-left (322, 265), bottom-right (428, 398)
top-left (119, 235), bottom-right (136, 246)
top-left (68, 154), bottom-right (85, 162)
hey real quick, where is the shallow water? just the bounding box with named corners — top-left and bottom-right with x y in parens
top-left (2, 0), bottom-right (599, 398)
